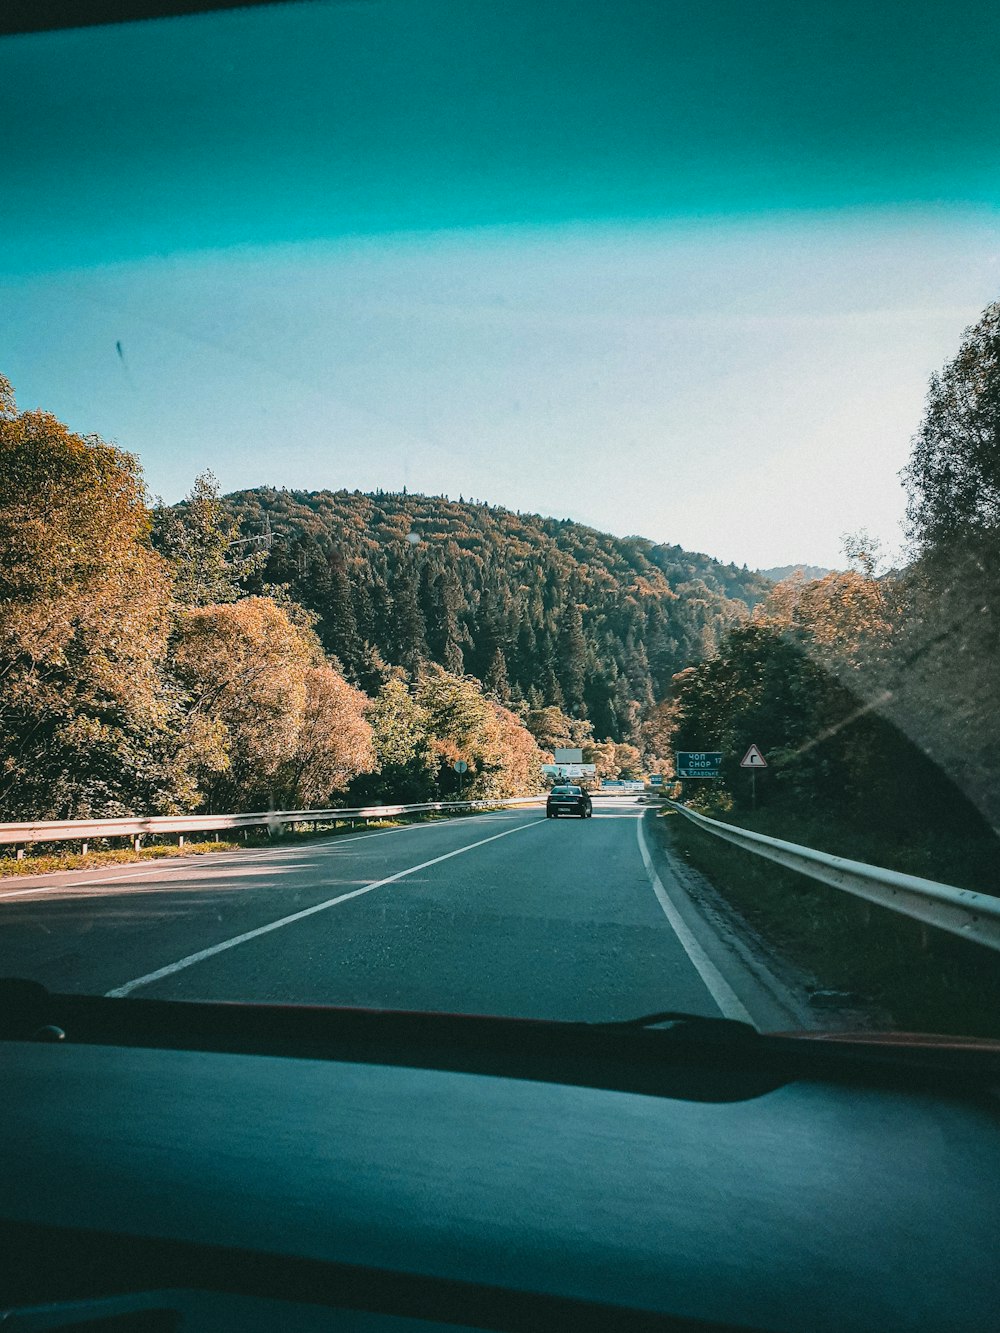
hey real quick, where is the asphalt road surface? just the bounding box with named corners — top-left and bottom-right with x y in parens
top-left (0, 799), bottom-right (776, 1024)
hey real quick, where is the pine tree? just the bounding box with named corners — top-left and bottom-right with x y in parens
top-left (557, 602), bottom-right (587, 711)
top-left (388, 561), bottom-right (429, 673)
top-left (484, 647), bottom-right (512, 702)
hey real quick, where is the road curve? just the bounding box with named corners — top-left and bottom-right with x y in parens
top-left (0, 799), bottom-right (752, 1023)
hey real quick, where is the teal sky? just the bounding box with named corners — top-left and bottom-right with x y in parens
top-left (3, 1), bottom-right (1000, 566)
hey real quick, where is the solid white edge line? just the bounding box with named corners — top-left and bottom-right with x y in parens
top-left (0, 808), bottom-right (531, 901)
top-left (105, 817), bottom-right (545, 997)
top-left (635, 814), bottom-right (755, 1026)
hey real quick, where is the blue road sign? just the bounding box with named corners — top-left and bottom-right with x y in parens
top-left (675, 751), bottom-right (722, 778)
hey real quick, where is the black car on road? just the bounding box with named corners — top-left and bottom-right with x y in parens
top-left (546, 784), bottom-right (593, 818)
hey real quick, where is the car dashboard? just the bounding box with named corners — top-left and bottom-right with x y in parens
top-left (2, 991), bottom-right (1000, 1333)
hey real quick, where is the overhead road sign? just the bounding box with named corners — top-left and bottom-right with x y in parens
top-left (542, 763), bottom-right (596, 778)
top-left (553, 748), bottom-right (584, 764)
top-left (675, 751), bottom-right (722, 778)
top-left (739, 745), bottom-right (767, 769)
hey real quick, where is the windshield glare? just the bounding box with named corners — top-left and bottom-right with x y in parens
top-left (1, 0), bottom-right (999, 1042)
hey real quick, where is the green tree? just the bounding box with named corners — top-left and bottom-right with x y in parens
top-left (153, 470), bottom-right (266, 607)
top-left (894, 302), bottom-right (1000, 826)
top-left (388, 561), bottom-right (429, 673)
top-left (484, 647), bottom-right (512, 702)
top-left (556, 601), bottom-right (587, 711)
top-left (524, 706), bottom-right (594, 755)
top-left (903, 302), bottom-right (1000, 552)
top-left (354, 669), bottom-right (435, 802)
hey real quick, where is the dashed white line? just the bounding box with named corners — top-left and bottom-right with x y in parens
top-left (106, 817), bottom-right (545, 998)
top-left (635, 815), bottom-right (754, 1026)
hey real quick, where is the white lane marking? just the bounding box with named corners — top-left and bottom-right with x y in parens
top-left (106, 818), bottom-right (545, 997)
top-left (635, 816), bottom-right (754, 1026)
top-left (0, 809), bottom-right (533, 901)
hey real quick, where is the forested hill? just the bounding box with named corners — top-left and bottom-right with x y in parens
top-left (757, 563), bottom-right (835, 583)
top-left (228, 488), bottom-right (770, 742)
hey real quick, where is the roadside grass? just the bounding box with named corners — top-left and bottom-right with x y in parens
top-left (0, 804), bottom-right (521, 880)
top-left (0, 840), bottom-right (243, 878)
top-left (653, 807), bottom-right (1000, 1039)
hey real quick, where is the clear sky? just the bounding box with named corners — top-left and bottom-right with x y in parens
top-left (3, 1), bottom-right (1000, 569)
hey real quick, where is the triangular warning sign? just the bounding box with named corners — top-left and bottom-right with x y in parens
top-left (740, 744), bottom-right (767, 768)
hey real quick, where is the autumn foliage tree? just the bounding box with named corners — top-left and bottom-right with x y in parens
top-left (171, 597), bottom-right (373, 811)
top-left (0, 376), bottom-right (178, 817)
top-left (414, 664), bottom-right (543, 799)
top-left (275, 665), bottom-right (374, 807)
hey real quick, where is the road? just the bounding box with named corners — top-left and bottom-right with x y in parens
top-left (0, 799), bottom-right (791, 1025)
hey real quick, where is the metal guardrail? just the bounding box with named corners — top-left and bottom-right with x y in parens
top-left (0, 796), bottom-right (545, 855)
top-left (666, 801), bottom-right (1000, 954)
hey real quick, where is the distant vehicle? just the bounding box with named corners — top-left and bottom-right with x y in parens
top-left (546, 784), bottom-right (593, 818)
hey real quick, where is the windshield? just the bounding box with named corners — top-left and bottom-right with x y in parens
top-left (2, 0), bottom-right (999, 1040)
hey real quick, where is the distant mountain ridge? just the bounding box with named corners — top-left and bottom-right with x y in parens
top-left (757, 563), bottom-right (836, 583)
top-left (225, 488), bottom-right (772, 744)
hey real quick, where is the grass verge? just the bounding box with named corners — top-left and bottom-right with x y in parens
top-left (653, 807), bottom-right (1000, 1039)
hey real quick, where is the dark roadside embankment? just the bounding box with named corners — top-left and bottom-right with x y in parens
top-left (652, 805), bottom-right (1000, 1039)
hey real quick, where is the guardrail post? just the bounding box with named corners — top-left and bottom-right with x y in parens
top-left (80, 841), bottom-right (88, 857)
top-left (177, 835), bottom-right (185, 849)
top-left (132, 836), bottom-right (141, 853)
top-left (16, 846), bottom-right (24, 861)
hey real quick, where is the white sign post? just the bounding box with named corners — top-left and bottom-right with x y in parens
top-left (739, 745), bottom-right (767, 808)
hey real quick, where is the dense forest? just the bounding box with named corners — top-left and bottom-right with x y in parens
top-left (2, 299), bottom-right (998, 839)
top-left (2, 376), bottom-right (762, 819)
top-left (223, 488), bottom-right (770, 743)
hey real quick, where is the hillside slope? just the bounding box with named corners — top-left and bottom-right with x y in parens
top-left (228, 488), bottom-right (771, 743)
top-left (757, 563), bottom-right (835, 583)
